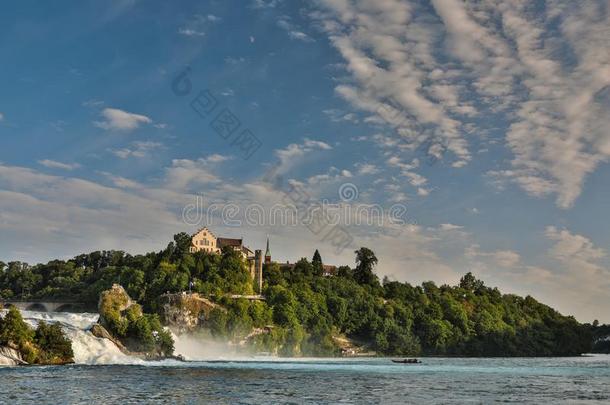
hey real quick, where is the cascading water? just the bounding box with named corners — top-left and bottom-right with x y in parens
top-left (18, 310), bottom-right (144, 365)
top-left (5, 310), bottom-right (266, 365)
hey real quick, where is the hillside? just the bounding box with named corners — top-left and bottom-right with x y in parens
top-left (0, 233), bottom-right (597, 357)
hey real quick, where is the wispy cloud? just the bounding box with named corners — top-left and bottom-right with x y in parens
top-left (110, 141), bottom-right (163, 159)
top-left (251, 0), bottom-right (282, 9)
top-left (94, 108), bottom-right (152, 132)
top-left (356, 163), bottom-right (379, 175)
top-left (277, 15), bottom-right (314, 42)
top-left (178, 28), bottom-right (205, 37)
top-left (439, 223), bottom-right (463, 232)
top-left (38, 159), bottom-right (81, 171)
top-left (466, 244), bottom-right (521, 268)
top-left (312, 0), bottom-right (610, 209)
top-left (82, 99), bottom-right (104, 108)
top-left (545, 226), bottom-right (607, 274)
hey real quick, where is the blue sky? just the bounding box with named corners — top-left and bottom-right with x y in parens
top-left (1, 0), bottom-right (609, 322)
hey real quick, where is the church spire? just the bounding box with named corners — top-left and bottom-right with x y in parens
top-left (265, 236), bottom-right (271, 264)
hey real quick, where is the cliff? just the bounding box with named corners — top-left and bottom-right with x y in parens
top-left (160, 292), bottom-right (224, 333)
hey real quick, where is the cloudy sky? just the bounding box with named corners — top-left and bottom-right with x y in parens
top-left (1, 0), bottom-right (609, 322)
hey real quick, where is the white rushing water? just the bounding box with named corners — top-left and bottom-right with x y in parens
top-left (17, 310), bottom-right (145, 365)
top-left (14, 311), bottom-right (230, 365)
top-left (6, 311), bottom-right (294, 366)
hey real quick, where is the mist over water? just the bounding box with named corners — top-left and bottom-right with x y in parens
top-left (171, 331), bottom-right (244, 361)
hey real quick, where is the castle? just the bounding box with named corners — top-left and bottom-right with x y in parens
top-left (189, 227), bottom-right (270, 294)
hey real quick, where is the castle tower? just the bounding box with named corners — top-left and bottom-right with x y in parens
top-left (265, 236), bottom-right (271, 264)
top-left (254, 249), bottom-right (264, 294)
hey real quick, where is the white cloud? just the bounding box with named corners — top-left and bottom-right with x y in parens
top-left (466, 244), bottom-right (521, 268)
top-left (38, 160), bottom-right (81, 171)
top-left (178, 28), bottom-right (205, 37)
top-left (545, 226), bottom-right (606, 273)
top-left (203, 14), bottom-right (221, 22)
top-left (312, 0), bottom-right (471, 168)
top-left (312, 0), bottom-right (610, 209)
top-left (163, 154), bottom-right (232, 191)
top-left (272, 138), bottom-right (333, 176)
top-left (323, 109), bottom-right (359, 123)
top-left (94, 108), bottom-right (152, 132)
top-left (356, 163), bottom-right (379, 175)
top-left (82, 99), bottom-right (104, 108)
top-left (417, 188), bottom-right (429, 197)
top-left (251, 0), bottom-right (282, 9)
top-left (306, 166), bottom-right (353, 185)
top-left (110, 141), bottom-right (163, 159)
top-left (0, 112), bottom-right (4, 121)
top-left (439, 223), bottom-right (463, 231)
top-left (277, 16), bottom-right (314, 42)
top-left (204, 154), bottom-right (232, 164)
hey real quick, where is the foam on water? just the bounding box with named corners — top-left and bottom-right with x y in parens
top-left (16, 310), bottom-right (144, 365)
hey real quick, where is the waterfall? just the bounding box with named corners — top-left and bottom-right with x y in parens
top-left (19, 310), bottom-right (144, 365)
top-left (5, 310), bottom-right (256, 365)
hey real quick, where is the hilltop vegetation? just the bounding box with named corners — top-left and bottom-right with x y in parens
top-left (0, 233), bottom-right (599, 357)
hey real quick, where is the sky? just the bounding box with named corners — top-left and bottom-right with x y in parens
top-left (0, 0), bottom-right (609, 322)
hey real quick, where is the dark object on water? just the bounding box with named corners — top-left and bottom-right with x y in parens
top-left (392, 358), bottom-right (421, 364)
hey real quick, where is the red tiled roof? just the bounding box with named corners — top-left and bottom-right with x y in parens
top-left (217, 238), bottom-right (243, 248)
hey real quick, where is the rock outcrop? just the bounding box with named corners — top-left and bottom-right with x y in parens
top-left (98, 284), bottom-right (137, 331)
top-left (160, 292), bottom-right (224, 333)
top-left (94, 284), bottom-right (175, 359)
top-left (89, 323), bottom-right (129, 353)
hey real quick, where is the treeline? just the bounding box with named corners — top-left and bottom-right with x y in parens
top-left (0, 233), bottom-right (598, 356)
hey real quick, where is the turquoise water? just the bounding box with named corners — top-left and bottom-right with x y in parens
top-left (2, 356), bottom-right (610, 404)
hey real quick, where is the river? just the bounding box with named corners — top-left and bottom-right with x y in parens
top-left (1, 311), bottom-right (609, 404)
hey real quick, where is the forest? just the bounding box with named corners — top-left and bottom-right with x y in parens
top-left (0, 233), bottom-right (603, 356)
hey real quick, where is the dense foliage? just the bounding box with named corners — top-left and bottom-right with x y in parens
top-left (0, 306), bottom-right (74, 364)
top-left (591, 322), bottom-right (610, 353)
top-left (98, 285), bottom-right (174, 356)
top-left (0, 233), bottom-right (599, 356)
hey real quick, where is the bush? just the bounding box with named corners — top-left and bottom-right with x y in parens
top-left (0, 307), bottom-right (74, 364)
top-left (34, 321), bottom-right (74, 364)
top-left (0, 306), bottom-right (33, 347)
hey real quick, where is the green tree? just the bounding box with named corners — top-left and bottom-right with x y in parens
top-left (353, 248), bottom-right (379, 287)
top-left (312, 250), bottom-right (323, 276)
top-left (34, 321), bottom-right (74, 363)
top-left (0, 306), bottom-right (33, 347)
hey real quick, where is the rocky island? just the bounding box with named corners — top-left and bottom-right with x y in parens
top-left (0, 305), bottom-right (73, 366)
top-left (90, 284), bottom-right (174, 361)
